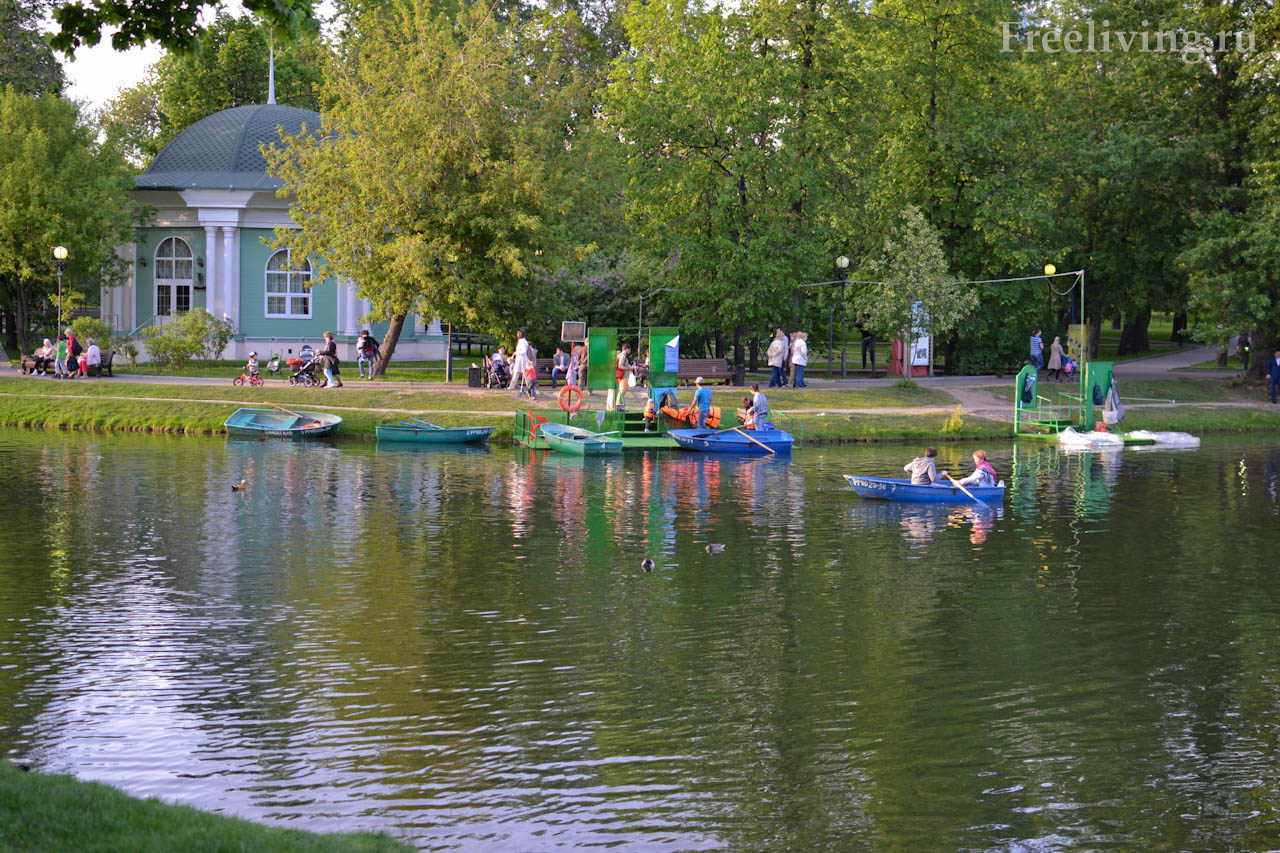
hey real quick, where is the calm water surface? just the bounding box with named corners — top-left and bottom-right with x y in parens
top-left (2, 430), bottom-right (1280, 850)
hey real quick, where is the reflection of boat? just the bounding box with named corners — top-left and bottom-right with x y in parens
top-left (375, 422), bottom-right (495, 444)
top-left (843, 475), bottom-right (1005, 504)
top-left (377, 442), bottom-right (491, 455)
top-left (541, 422), bottom-right (623, 455)
top-left (1124, 430), bottom-right (1200, 448)
top-left (225, 408), bottom-right (342, 438)
top-left (668, 428), bottom-right (794, 455)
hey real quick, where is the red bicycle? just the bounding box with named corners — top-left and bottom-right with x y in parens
top-left (233, 372), bottom-right (264, 387)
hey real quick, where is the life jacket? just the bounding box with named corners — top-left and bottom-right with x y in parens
top-left (644, 399), bottom-right (656, 418)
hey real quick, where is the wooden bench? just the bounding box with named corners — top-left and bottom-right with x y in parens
top-left (19, 349), bottom-right (114, 377)
top-left (678, 357), bottom-right (741, 386)
top-left (18, 354), bottom-right (55, 375)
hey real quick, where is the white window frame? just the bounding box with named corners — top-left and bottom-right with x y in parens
top-left (154, 236), bottom-right (194, 321)
top-left (265, 248), bottom-right (313, 319)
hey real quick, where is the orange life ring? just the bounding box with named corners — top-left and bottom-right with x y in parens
top-left (557, 384), bottom-right (583, 414)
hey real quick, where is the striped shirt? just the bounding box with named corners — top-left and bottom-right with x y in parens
top-left (1029, 334), bottom-right (1043, 358)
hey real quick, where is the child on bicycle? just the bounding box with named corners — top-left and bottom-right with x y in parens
top-left (246, 351), bottom-right (260, 378)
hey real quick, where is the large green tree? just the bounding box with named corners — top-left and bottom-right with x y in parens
top-left (0, 88), bottom-right (137, 355)
top-left (0, 0), bottom-right (66, 95)
top-left (267, 1), bottom-right (596, 374)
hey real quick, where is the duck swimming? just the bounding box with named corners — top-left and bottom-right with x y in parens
top-left (231, 479), bottom-right (247, 492)
top-left (705, 544), bottom-right (725, 554)
top-left (641, 557), bottom-right (655, 572)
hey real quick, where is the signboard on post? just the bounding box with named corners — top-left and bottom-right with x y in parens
top-left (561, 321), bottom-right (587, 343)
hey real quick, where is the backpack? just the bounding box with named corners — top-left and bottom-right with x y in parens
top-left (70, 338), bottom-right (83, 358)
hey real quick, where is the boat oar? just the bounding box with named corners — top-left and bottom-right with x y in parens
top-left (733, 427), bottom-right (775, 455)
top-left (946, 474), bottom-right (989, 509)
top-left (266, 401), bottom-right (322, 429)
top-left (409, 418), bottom-right (441, 429)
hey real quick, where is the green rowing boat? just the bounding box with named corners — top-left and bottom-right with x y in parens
top-left (540, 422), bottom-right (623, 456)
top-left (376, 419), bottom-right (495, 444)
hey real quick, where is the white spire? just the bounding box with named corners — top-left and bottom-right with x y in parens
top-left (267, 32), bottom-right (276, 105)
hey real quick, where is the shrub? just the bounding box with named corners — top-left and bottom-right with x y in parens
top-left (141, 309), bottom-right (233, 369)
top-left (70, 317), bottom-right (116, 350)
top-left (894, 378), bottom-right (920, 390)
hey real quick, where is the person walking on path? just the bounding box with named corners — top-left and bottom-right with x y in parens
top-left (356, 329), bottom-right (379, 379)
top-left (766, 329), bottom-right (787, 387)
top-left (791, 332), bottom-right (809, 388)
top-left (320, 331), bottom-right (344, 387)
top-left (508, 330), bottom-right (531, 390)
top-left (1029, 329), bottom-right (1044, 371)
top-left (692, 376), bottom-right (712, 429)
top-left (1047, 335), bottom-right (1064, 381)
top-left (1268, 351), bottom-right (1280, 403)
top-left (613, 343), bottom-right (634, 408)
top-left (856, 313), bottom-right (876, 371)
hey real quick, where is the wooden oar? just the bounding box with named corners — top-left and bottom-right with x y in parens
top-left (733, 427), bottom-right (775, 455)
top-left (266, 401), bottom-right (322, 429)
top-left (408, 417), bottom-right (441, 429)
top-left (946, 474), bottom-right (989, 509)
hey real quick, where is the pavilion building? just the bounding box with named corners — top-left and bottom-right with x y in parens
top-left (103, 103), bottom-right (445, 361)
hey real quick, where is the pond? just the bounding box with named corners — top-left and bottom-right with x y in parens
top-left (2, 430), bottom-right (1280, 850)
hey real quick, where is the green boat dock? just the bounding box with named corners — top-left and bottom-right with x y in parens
top-left (514, 407), bottom-right (680, 451)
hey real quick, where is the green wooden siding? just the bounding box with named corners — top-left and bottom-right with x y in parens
top-left (238, 228), bottom-right (337, 338)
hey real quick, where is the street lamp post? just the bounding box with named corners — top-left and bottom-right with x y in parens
top-left (836, 255), bottom-right (850, 379)
top-left (52, 246), bottom-right (68, 332)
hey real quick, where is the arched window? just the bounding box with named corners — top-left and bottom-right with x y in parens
top-left (154, 237), bottom-right (193, 318)
top-left (265, 249), bottom-right (312, 318)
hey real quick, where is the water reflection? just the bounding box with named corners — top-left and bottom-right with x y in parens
top-left (3, 433), bottom-right (1280, 850)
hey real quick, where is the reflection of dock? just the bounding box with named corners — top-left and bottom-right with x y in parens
top-left (514, 407), bottom-right (679, 451)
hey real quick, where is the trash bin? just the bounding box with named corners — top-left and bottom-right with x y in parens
top-left (467, 365), bottom-right (482, 387)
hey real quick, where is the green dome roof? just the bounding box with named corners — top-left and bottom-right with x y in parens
top-left (137, 104), bottom-right (320, 191)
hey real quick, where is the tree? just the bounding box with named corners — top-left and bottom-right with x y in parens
top-left (854, 205), bottom-right (975, 353)
top-left (266, 1), bottom-right (592, 375)
top-left (154, 13), bottom-right (325, 146)
top-left (0, 88), bottom-right (137, 356)
top-left (0, 0), bottom-right (65, 95)
top-left (49, 0), bottom-right (318, 53)
top-left (99, 73), bottom-right (163, 169)
top-left (604, 0), bottom-right (838, 364)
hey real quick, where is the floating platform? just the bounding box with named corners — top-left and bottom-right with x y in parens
top-left (514, 407), bottom-right (679, 451)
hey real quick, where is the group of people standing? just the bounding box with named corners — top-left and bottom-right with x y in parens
top-left (765, 328), bottom-right (809, 388)
top-left (25, 329), bottom-right (98, 378)
top-left (1029, 328), bottom-right (1072, 382)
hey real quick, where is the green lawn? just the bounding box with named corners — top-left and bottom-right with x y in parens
top-left (0, 761), bottom-right (411, 852)
top-left (976, 377), bottom-right (1251, 406)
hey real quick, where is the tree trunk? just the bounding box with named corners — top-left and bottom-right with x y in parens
top-left (714, 328), bottom-right (724, 359)
top-left (2, 307), bottom-right (16, 354)
top-left (1087, 303), bottom-right (1103, 360)
top-left (749, 337), bottom-right (759, 372)
top-left (1247, 330), bottom-right (1268, 381)
top-left (1171, 312), bottom-right (1188, 343)
top-left (373, 313), bottom-right (406, 377)
top-left (13, 282), bottom-right (31, 358)
top-left (732, 325), bottom-right (742, 366)
top-left (1116, 308), bottom-right (1151, 355)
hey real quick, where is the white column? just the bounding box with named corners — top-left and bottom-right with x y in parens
top-left (220, 226), bottom-right (235, 325)
top-left (230, 227), bottom-right (241, 330)
top-left (343, 282), bottom-right (358, 336)
top-left (203, 226), bottom-right (218, 317)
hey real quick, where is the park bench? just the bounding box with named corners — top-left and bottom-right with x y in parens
top-left (677, 357), bottom-right (742, 386)
top-left (19, 349), bottom-right (114, 377)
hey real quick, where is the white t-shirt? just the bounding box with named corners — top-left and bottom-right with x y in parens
top-left (792, 338), bottom-right (808, 366)
top-left (86, 344), bottom-right (101, 366)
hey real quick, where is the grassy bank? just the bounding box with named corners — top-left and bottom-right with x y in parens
top-left (0, 761), bottom-right (410, 852)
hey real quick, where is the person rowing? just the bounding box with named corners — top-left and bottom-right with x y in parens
top-left (904, 447), bottom-right (947, 485)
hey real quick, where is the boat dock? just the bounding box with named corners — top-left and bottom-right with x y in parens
top-left (514, 407), bottom-right (680, 451)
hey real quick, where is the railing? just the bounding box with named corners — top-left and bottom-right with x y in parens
top-left (124, 316), bottom-right (154, 338)
top-left (771, 411), bottom-right (804, 446)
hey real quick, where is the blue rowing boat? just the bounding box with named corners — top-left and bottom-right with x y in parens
top-left (225, 407), bottom-right (342, 438)
top-left (843, 475), bottom-right (1005, 503)
top-left (668, 428), bottom-right (794, 454)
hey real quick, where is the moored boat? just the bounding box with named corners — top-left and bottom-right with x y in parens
top-left (541, 421), bottom-right (623, 455)
top-left (376, 421), bottom-right (495, 444)
top-left (668, 428), bottom-right (794, 454)
top-left (844, 474), bottom-right (1005, 504)
top-left (225, 407), bottom-right (342, 438)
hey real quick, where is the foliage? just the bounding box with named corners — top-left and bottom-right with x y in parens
top-left (49, 0), bottom-right (319, 53)
top-left (140, 309), bottom-right (233, 368)
top-left (941, 404), bottom-right (964, 434)
top-left (0, 0), bottom-right (65, 95)
top-left (0, 88), bottom-right (137, 355)
top-left (855, 206), bottom-right (975, 346)
top-left (98, 73), bottom-right (163, 169)
top-left (70, 316), bottom-right (116, 349)
top-left (267, 1), bottom-right (600, 374)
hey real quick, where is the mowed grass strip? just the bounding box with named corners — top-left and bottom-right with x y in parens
top-left (0, 761), bottom-right (411, 853)
top-left (976, 377), bottom-right (1255, 406)
top-left (792, 412), bottom-right (1009, 442)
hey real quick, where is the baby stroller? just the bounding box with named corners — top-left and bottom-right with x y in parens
top-left (483, 355), bottom-right (510, 389)
top-left (265, 354), bottom-right (281, 376)
top-left (287, 345), bottom-right (320, 387)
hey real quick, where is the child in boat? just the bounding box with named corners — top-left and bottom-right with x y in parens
top-left (957, 449), bottom-right (996, 488)
top-left (904, 447), bottom-right (946, 485)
